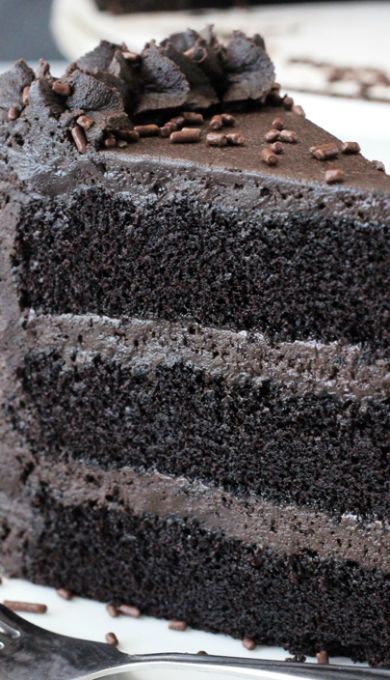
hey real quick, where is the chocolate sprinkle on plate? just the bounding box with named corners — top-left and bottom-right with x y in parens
top-left (118, 604), bottom-right (141, 618)
top-left (105, 632), bottom-right (119, 647)
top-left (56, 588), bottom-right (73, 601)
top-left (316, 650), bottom-right (330, 665)
top-left (242, 638), bottom-right (257, 651)
top-left (4, 600), bottom-right (48, 614)
top-left (106, 603), bottom-right (119, 618)
top-left (168, 619), bottom-right (188, 631)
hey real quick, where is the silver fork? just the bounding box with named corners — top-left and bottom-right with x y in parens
top-left (0, 604), bottom-right (389, 680)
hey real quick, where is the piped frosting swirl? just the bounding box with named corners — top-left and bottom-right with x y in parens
top-left (0, 28), bottom-right (275, 153)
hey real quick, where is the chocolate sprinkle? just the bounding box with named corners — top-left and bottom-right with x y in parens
top-left (105, 632), bottom-right (119, 647)
top-left (261, 148), bottom-right (278, 166)
top-left (118, 604), bottom-right (141, 618)
top-left (270, 141), bottom-right (284, 154)
top-left (134, 124), bottom-right (160, 137)
top-left (7, 106), bottom-right (20, 121)
top-left (279, 129), bottom-right (298, 144)
top-left (316, 650), bottom-right (330, 665)
top-left (271, 116), bottom-right (284, 130)
top-left (341, 141), bottom-right (361, 155)
top-left (325, 168), bottom-right (345, 184)
top-left (226, 132), bottom-right (245, 146)
top-left (242, 637), bottom-right (257, 651)
top-left (4, 600), bottom-right (47, 614)
top-left (206, 132), bottom-right (228, 147)
top-left (170, 127), bottom-right (201, 144)
top-left (106, 603), bottom-right (119, 618)
top-left (264, 128), bottom-right (280, 143)
top-left (52, 81), bottom-right (72, 97)
top-left (310, 143), bottom-right (339, 160)
top-left (168, 619), bottom-right (188, 631)
top-left (71, 124), bottom-right (87, 154)
top-left (56, 588), bottom-right (73, 601)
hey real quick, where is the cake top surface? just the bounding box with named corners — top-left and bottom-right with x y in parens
top-left (0, 27), bottom-right (389, 196)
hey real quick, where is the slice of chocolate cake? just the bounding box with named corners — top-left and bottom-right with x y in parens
top-left (0, 30), bottom-right (389, 666)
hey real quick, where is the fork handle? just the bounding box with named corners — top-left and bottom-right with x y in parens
top-left (115, 653), bottom-right (390, 679)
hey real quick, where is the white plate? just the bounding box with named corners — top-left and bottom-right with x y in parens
top-left (1, 577), bottom-right (365, 674)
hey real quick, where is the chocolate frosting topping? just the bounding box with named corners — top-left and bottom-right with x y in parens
top-left (0, 28), bottom-right (275, 153)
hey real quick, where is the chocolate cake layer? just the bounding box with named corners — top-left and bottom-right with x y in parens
top-left (1, 482), bottom-right (388, 666)
top-left (12, 111), bottom-right (390, 350)
top-left (14, 314), bottom-right (389, 520)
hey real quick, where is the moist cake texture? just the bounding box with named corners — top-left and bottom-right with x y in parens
top-left (0, 29), bottom-right (389, 666)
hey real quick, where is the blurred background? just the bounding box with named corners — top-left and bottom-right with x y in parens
top-left (0, 0), bottom-right (389, 168)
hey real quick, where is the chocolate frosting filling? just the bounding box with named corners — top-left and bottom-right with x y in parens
top-left (0, 29), bottom-right (275, 153)
top-left (2, 461), bottom-right (388, 572)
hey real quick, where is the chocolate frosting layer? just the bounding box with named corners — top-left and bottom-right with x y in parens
top-left (0, 29), bottom-right (275, 152)
top-left (6, 460), bottom-right (388, 572)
